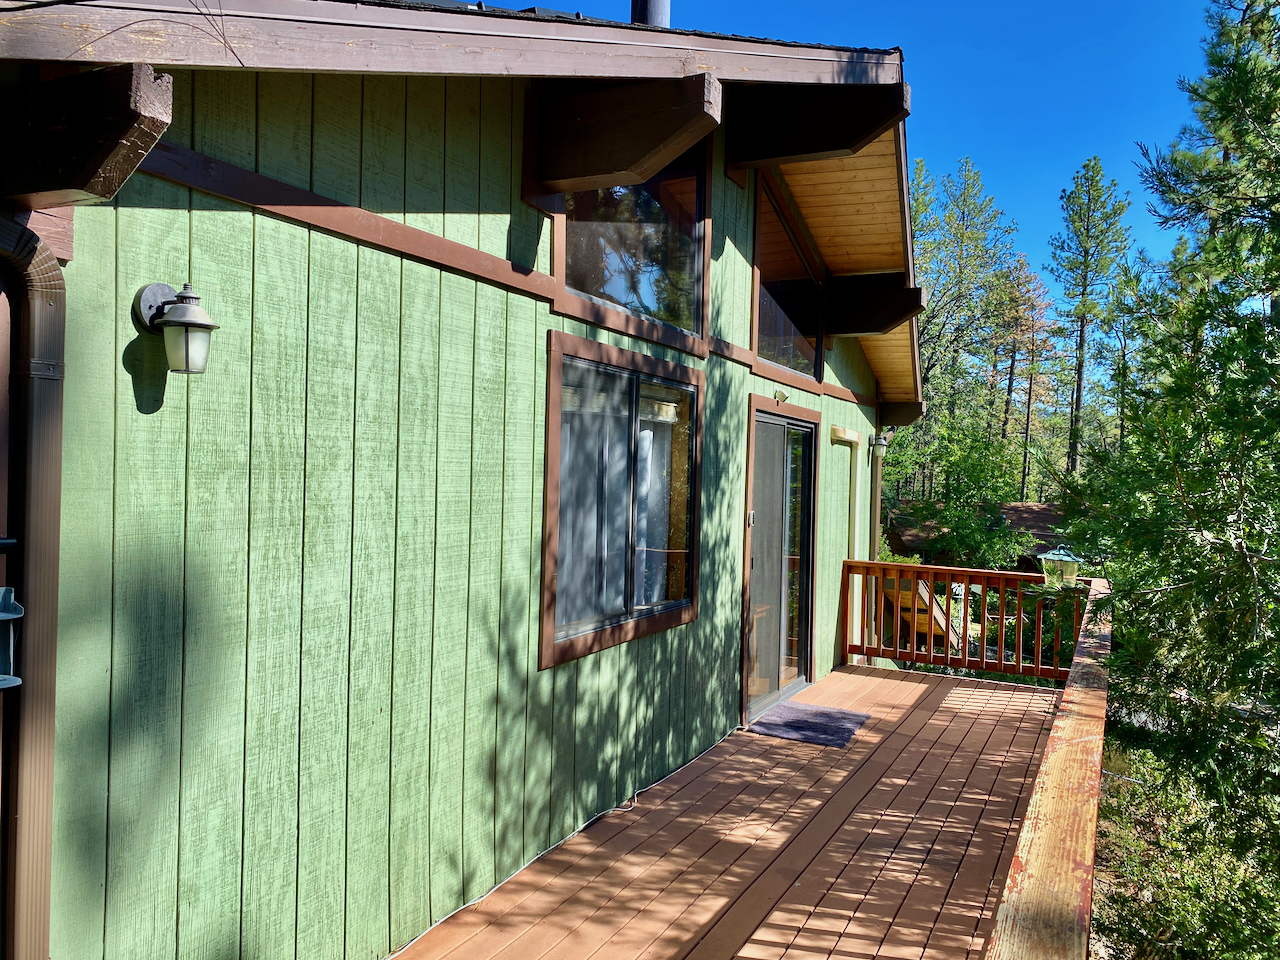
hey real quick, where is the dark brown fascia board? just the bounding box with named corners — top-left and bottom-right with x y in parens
top-left (725, 81), bottom-right (910, 168)
top-left (2, 62), bottom-right (172, 209)
top-left (880, 400), bottom-right (925, 426)
top-left (825, 276), bottom-right (926, 336)
top-left (0, 0), bottom-right (903, 84)
top-left (537, 74), bottom-right (721, 192)
top-left (894, 121), bottom-right (917, 288)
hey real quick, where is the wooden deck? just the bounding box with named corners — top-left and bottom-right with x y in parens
top-left (399, 666), bottom-right (1060, 960)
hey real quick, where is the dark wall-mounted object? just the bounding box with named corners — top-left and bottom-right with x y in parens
top-left (535, 73), bottom-right (721, 193)
top-left (0, 586), bottom-right (24, 689)
top-left (2, 62), bottom-right (172, 209)
top-left (824, 273), bottom-right (926, 337)
top-left (725, 81), bottom-right (910, 169)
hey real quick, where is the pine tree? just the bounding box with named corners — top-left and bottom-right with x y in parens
top-left (1047, 157), bottom-right (1130, 474)
top-left (1065, 4), bottom-right (1280, 954)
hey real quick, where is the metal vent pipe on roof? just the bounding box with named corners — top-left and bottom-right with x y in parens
top-left (631, 0), bottom-right (670, 27)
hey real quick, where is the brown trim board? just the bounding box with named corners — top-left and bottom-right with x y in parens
top-left (140, 140), bottom-right (559, 302)
top-left (0, 214), bottom-right (66, 960)
top-left (539, 330), bottom-right (706, 670)
top-left (0, 0), bottom-right (905, 84)
top-left (740, 393), bottom-right (822, 723)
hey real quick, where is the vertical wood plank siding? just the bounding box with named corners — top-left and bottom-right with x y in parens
top-left (51, 71), bottom-right (878, 960)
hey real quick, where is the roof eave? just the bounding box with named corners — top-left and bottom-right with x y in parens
top-left (0, 0), bottom-right (903, 84)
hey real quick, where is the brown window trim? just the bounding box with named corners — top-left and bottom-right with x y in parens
top-left (547, 142), bottom-right (714, 360)
top-left (540, 329), bottom-right (706, 670)
top-left (739, 393), bottom-right (822, 724)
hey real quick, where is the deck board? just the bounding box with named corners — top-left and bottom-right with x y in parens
top-left (397, 667), bottom-right (1059, 960)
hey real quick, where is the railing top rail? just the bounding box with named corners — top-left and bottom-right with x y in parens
top-left (842, 558), bottom-right (1048, 584)
top-left (983, 578), bottom-right (1111, 960)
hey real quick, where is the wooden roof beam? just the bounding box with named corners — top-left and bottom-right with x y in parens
top-left (726, 81), bottom-right (910, 169)
top-left (536, 74), bottom-right (722, 193)
top-left (825, 273), bottom-right (926, 336)
top-left (1, 63), bottom-right (172, 209)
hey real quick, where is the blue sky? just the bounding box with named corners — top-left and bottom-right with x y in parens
top-left (584, 0), bottom-right (1212, 305)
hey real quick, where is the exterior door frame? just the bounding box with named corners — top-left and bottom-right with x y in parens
top-left (740, 392), bottom-right (821, 725)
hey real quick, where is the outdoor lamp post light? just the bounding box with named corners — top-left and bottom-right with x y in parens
top-left (132, 282), bottom-right (219, 374)
top-left (1038, 543), bottom-right (1084, 587)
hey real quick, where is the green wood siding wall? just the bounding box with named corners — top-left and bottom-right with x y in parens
top-left (51, 71), bottom-right (877, 960)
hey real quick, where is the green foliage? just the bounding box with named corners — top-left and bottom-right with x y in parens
top-left (1063, 4), bottom-right (1280, 954)
top-left (889, 423), bottom-right (1039, 569)
top-left (889, 160), bottom-right (1067, 552)
top-left (1066, 257), bottom-right (1280, 859)
top-left (1047, 156), bottom-right (1131, 473)
top-left (1094, 744), bottom-right (1280, 960)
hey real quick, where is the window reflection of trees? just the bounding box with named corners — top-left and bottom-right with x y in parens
top-left (565, 170), bottom-right (700, 333)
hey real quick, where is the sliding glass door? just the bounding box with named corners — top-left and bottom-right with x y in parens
top-left (747, 414), bottom-right (815, 718)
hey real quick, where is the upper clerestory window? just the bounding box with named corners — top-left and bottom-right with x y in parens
top-left (562, 146), bottom-right (704, 338)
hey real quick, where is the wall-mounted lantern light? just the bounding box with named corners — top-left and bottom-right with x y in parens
top-left (1038, 543), bottom-right (1084, 587)
top-left (0, 587), bottom-right (24, 690)
top-left (132, 282), bottom-right (219, 374)
top-left (871, 434), bottom-right (889, 460)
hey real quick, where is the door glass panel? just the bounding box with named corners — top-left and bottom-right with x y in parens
top-left (748, 421), bottom-right (785, 706)
top-left (782, 426), bottom-right (810, 690)
top-left (748, 416), bottom-right (814, 718)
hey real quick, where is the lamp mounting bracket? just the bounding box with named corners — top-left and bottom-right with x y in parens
top-left (132, 282), bottom-right (177, 336)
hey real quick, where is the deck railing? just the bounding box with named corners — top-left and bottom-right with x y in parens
top-left (985, 579), bottom-right (1111, 960)
top-left (839, 560), bottom-right (1084, 681)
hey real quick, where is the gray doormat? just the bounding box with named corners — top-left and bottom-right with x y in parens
top-left (748, 701), bottom-right (872, 748)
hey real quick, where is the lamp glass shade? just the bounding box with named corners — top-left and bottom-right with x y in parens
top-left (164, 324), bottom-right (212, 374)
top-left (871, 437), bottom-right (888, 460)
top-left (1038, 544), bottom-right (1084, 587)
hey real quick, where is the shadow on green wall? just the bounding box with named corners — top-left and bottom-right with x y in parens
top-left (121, 334), bottom-right (170, 414)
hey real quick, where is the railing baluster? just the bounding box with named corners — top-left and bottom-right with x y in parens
top-left (943, 571), bottom-right (953, 666)
top-left (978, 579), bottom-right (989, 672)
top-left (835, 561), bottom-right (1052, 679)
top-left (1015, 580), bottom-right (1025, 676)
top-left (1034, 595), bottom-right (1045, 678)
top-left (997, 575), bottom-right (1008, 672)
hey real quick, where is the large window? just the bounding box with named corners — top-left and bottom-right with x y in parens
top-left (756, 187), bottom-right (822, 377)
top-left (563, 148), bottom-right (704, 336)
top-left (541, 333), bottom-right (703, 668)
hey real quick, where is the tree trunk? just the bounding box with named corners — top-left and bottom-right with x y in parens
top-left (1001, 341), bottom-right (1019, 440)
top-left (1021, 341), bottom-right (1036, 501)
top-left (1067, 310), bottom-right (1087, 473)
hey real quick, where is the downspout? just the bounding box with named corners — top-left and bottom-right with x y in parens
top-left (0, 215), bottom-right (65, 960)
top-left (870, 429), bottom-right (886, 562)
